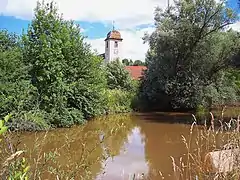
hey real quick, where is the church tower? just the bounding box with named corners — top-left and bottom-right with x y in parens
top-left (104, 27), bottom-right (123, 63)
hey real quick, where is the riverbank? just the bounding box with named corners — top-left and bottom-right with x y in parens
top-left (4, 103), bottom-right (238, 133)
top-left (2, 87), bottom-right (137, 132)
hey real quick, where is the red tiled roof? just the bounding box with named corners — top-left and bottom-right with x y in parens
top-left (125, 66), bottom-right (147, 80)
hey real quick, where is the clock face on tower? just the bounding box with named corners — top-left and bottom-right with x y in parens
top-left (114, 49), bottom-right (118, 54)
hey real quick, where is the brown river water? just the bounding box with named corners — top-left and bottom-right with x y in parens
top-left (7, 112), bottom-right (227, 180)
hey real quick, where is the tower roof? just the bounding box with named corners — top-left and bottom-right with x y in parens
top-left (105, 30), bottom-right (123, 41)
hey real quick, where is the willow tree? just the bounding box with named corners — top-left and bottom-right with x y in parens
top-left (23, 1), bottom-right (107, 127)
top-left (141, 0), bottom-right (240, 110)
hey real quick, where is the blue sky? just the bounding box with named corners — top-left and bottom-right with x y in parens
top-left (0, 0), bottom-right (239, 60)
top-left (0, 16), bottom-right (111, 39)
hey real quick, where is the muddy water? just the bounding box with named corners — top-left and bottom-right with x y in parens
top-left (13, 113), bottom-right (213, 180)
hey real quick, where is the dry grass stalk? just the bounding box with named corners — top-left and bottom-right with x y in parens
top-left (168, 111), bottom-right (240, 180)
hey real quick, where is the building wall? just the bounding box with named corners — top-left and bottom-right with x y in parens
top-left (105, 39), bottom-right (122, 63)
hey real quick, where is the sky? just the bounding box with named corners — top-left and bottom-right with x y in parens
top-left (0, 0), bottom-right (239, 60)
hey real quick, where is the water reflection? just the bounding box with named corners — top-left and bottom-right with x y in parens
top-left (138, 120), bottom-right (194, 179)
top-left (14, 114), bottom-right (136, 179)
top-left (97, 127), bottom-right (148, 180)
top-left (10, 113), bottom-right (204, 180)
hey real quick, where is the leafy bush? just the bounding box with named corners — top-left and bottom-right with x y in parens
top-left (0, 30), bottom-right (37, 118)
top-left (0, 28), bottom-right (49, 132)
top-left (104, 60), bottom-right (139, 113)
top-left (196, 70), bottom-right (239, 111)
top-left (105, 60), bottom-right (135, 91)
top-left (104, 89), bottom-right (134, 113)
top-left (6, 110), bottom-right (51, 131)
top-left (47, 108), bottom-right (84, 128)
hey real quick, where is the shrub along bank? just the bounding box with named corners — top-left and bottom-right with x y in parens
top-left (104, 60), bottom-right (139, 113)
top-left (0, 2), bottom-right (137, 131)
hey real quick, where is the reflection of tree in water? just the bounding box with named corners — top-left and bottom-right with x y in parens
top-left (134, 114), bottom-right (197, 180)
top-left (14, 126), bottom-right (103, 179)
top-left (94, 114), bottom-right (136, 158)
top-left (14, 114), bottom-right (135, 179)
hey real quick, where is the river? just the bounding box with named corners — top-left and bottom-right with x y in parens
top-left (6, 112), bottom-right (224, 180)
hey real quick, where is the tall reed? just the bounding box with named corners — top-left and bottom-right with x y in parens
top-left (167, 112), bottom-right (240, 180)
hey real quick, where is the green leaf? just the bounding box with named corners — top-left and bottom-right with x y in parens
top-left (0, 120), bottom-right (4, 128)
top-left (0, 127), bottom-right (8, 135)
top-left (4, 114), bottom-right (12, 123)
top-left (24, 166), bottom-right (30, 173)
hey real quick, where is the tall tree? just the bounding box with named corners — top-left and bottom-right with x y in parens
top-left (141, 0), bottom-right (240, 109)
top-left (23, 1), bottom-right (107, 126)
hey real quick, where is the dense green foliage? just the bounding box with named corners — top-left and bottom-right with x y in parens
top-left (0, 30), bottom-right (35, 117)
top-left (0, 30), bottom-right (47, 130)
top-left (0, 1), bottom-right (137, 130)
top-left (22, 2), bottom-right (108, 127)
top-left (139, 0), bottom-right (240, 110)
top-left (104, 60), bottom-right (138, 113)
top-left (0, 0), bottom-right (139, 130)
top-left (104, 89), bottom-right (134, 113)
top-left (105, 60), bottom-right (135, 91)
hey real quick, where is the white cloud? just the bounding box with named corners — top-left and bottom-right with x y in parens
top-left (0, 0), bottom-right (8, 12)
top-left (86, 27), bottom-right (154, 60)
top-left (2, 0), bottom-right (237, 60)
top-left (229, 21), bottom-right (240, 32)
top-left (1, 0), bottom-right (165, 60)
top-left (1, 0), bottom-right (171, 29)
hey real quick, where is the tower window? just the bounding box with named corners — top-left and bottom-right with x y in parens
top-left (106, 41), bottom-right (108, 48)
top-left (114, 41), bottom-right (118, 48)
